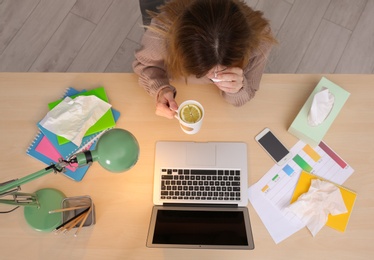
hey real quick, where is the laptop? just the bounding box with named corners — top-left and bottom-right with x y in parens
top-left (146, 141), bottom-right (255, 250)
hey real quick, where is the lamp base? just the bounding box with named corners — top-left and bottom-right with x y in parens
top-left (24, 188), bottom-right (65, 232)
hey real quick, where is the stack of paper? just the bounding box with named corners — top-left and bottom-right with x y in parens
top-left (27, 87), bottom-right (120, 181)
top-left (248, 140), bottom-right (355, 244)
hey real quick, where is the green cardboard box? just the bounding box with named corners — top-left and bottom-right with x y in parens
top-left (288, 77), bottom-right (350, 147)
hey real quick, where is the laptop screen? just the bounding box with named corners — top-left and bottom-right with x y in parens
top-left (147, 206), bottom-right (254, 250)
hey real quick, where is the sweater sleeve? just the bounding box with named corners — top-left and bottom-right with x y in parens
top-left (132, 20), bottom-right (176, 100)
top-left (222, 38), bottom-right (273, 107)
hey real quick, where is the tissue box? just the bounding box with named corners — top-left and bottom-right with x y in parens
top-left (288, 77), bottom-right (350, 147)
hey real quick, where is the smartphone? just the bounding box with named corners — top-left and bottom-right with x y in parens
top-left (255, 128), bottom-right (292, 166)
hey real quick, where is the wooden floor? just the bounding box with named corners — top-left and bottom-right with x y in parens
top-left (1, 0), bottom-right (373, 73)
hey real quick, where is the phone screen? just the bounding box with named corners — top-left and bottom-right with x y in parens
top-left (258, 131), bottom-right (290, 162)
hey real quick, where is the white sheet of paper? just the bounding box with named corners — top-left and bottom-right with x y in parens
top-left (248, 182), bottom-right (305, 244)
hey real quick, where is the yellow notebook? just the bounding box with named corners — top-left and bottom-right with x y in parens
top-left (290, 171), bottom-right (357, 232)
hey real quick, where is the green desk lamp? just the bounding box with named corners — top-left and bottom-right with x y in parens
top-left (0, 128), bottom-right (139, 232)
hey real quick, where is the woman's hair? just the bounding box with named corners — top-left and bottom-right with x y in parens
top-left (150, 0), bottom-right (276, 78)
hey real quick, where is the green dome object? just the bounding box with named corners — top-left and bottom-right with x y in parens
top-left (24, 188), bottom-right (65, 232)
top-left (91, 129), bottom-right (139, 173)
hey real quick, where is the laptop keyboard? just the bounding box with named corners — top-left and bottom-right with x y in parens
top-left (160, 169), bottom-right (241, 201)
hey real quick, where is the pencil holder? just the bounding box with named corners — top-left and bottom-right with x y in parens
top-left (61, 195), bottom-right (96, 227)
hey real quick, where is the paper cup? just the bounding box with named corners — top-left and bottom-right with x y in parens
top-left (175, 100), bottom-right (204, 134)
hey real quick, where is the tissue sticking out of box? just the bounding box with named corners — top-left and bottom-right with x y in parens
top-left (307, 87), bottom-right (335, 127)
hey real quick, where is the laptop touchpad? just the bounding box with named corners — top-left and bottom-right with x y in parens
top-left (186, 143), bottom-right (216, 166)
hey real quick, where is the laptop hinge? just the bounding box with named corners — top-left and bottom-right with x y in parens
top-left (163, 203), bottom-right (238, 208)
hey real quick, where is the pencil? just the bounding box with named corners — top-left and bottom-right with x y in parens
top-left (63, 214), bottom-right (86, 234)
top-left (53, 207), bottom-right (90, 232)
top-left (54, 215), bottom-right (84, 234)
top-left (74, 206), bottom-right (93, 237)
top-left (49, 205), bottom-right (88, 214)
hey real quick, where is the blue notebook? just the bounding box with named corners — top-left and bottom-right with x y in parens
top-left (27, 131), bottom-right (94, 182)
top-left (37, 122), bottom-right (107, 160)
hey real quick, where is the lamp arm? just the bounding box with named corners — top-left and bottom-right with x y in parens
top-left (0, 192), bottom-right (38, 207)
top-left (0, 162), bottom-right (66, 195)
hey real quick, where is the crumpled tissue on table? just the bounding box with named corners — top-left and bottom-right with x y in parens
top-left (40, 95), bottom-right (112, 146)
top-left (287, 179), bottom-right (347, 237)
top-left (308, 87), bottom-right (335, 127)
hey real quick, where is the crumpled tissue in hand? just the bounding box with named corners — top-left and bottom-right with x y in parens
top-left (287, 179), bottom-right (347, 236)
top-left (308, 87), bottom-right (335, 126)
top-left (40, 95), bottom-right (112, 146)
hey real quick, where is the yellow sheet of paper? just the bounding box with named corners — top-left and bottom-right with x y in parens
top-left (290, 171), bottom-right (357, 232)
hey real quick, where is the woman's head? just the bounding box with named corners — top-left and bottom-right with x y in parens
top-left (154, 0), bottom-right (275, 78)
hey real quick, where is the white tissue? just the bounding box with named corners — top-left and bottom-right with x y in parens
top-left (211, 78), bottom-right (224, 83)
top-left (287, 179), bottom-right (347, 237)
top-left (40, 95), bottom-right (111, 146)
top-left (308, 87), bottom-right (335, 126)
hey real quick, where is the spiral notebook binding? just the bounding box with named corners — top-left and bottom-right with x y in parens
top-left (26, 130), bottom-right (43, 153)
top-left (66, 130), bottom-right (107, 158)
top-left (62, 87), bottom-right (73, 98)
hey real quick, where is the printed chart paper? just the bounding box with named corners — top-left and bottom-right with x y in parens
top-left (248, 140), bottom-right (354, 244)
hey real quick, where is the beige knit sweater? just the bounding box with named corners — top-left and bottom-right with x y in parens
top-left (133, 20), bottom-right (273, 107)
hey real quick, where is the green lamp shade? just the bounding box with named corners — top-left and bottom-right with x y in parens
top-left (91, 128), bottom-right (139, 173)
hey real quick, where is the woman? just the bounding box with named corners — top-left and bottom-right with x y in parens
top-left (133, 0), bottom-right (276, 119)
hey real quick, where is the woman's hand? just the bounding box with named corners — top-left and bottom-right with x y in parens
top-left (208, 67), bottom-right (244, 94)
top-left (155, 87), bottom-right (178, 119)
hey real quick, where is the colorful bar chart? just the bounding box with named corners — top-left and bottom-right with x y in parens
top-left (272, 174), bottom-right (280, 182)
top-left (319, 141), bottom-right (347, 168)
top-left (259, 140), bottom-right (354, 211)
top-left (303, 144), bottom-right (321, 162)
top-left (282, 164), bottom-right (294, 176)
top-left (292, 154), bottom-right (313, 172)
